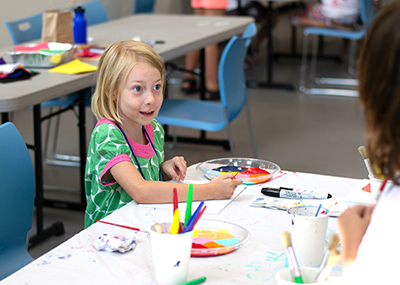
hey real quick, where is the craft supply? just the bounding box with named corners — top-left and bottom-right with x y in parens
top-left (180, 276), bottom-right (207, 285)
top-left (143, 40), bottom-right (165, 45)
top-left (93, 233), bottom-right (136, 253)
top-left (373, 178), bottom-right (388, 205)
top-left (185, 184), bottom-right (193, 226)
top-left (170, 209), bottom-right (180, 234)
top-left (173, 187), bottom-right (179, 214)
top-left (319, 233), bottom-right (340, 271)
top-left (358, 146), bottom-right (377, 178)
top-left (281, 231), bottom-right (303, 284)
top-left (182, 201), bottom-right (204, 233)
top-left (315, 204), bottom-right (322, 217)
top-left (154, 222), bottom-right (164, 234)
top-left (261, 188), bottom-right (332, 199)
top-left (316, 249), bottom-right (341, 282)
top-left (193, 205), bottom-right (207, 228)
top-left (95, 220), bottom-right (147, 233)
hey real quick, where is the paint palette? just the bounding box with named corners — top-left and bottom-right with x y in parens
top-left (197, 157), bottom-right (281, 185)
top-left (191, 219), bottom-right (251, 257)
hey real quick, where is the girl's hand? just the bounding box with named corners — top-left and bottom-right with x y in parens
top-left (208, 174), bottom-right (243, 200)
top-left (161, 156), bottom-right (187, 182)
top-left (338, 204), bottom-right (374, 269)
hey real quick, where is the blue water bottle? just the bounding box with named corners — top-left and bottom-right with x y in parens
top-left (73, 6), bottom-right (87, 44)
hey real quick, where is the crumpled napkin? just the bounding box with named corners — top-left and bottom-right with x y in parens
top-left (93, 233), bottom-right (136, 253)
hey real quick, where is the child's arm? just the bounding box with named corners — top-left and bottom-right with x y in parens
top-left (337, 205), bottom-right (374, 270)
top-left (109, 161), bottom-right (243, 204)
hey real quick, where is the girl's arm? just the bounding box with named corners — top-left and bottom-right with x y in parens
top-left (337, 205), bottom-right (374, 270)
top-left (109, 161), bottom-right (242, 204)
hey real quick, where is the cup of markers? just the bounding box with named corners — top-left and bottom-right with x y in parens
top-left (149, 186), bottom-right (206, 285)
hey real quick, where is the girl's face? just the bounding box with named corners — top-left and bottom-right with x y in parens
top-left (117, 61), bottom-right (163, 130)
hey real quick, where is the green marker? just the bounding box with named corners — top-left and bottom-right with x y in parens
top-left (184, 184), bottom-right (193, 226)
top-left (180, 276), bottom-right (206, 285)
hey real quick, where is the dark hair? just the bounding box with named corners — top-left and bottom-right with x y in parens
top-left (358, 0), bottom-right (400, 183)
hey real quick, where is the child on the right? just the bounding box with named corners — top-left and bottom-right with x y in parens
top-left (338, 1), bottom-right (400, 283)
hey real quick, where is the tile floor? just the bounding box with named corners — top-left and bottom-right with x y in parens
top-left (9, 13), bottom-right (367, 259)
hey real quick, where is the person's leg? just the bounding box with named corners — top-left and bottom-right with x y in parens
top-left (181, 8), bottom-right (204, 93)
top-left (203, 8), bottom-right (226, 99)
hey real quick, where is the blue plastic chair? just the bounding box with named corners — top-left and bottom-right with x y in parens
top-left (0, 122), bottom-right (35, 281)
top-left (156, 22), bottom-right (258, 157)
top-left (133, 0), bottom-right (155, 13)
top-left (4, 12), bottom-right (43, 45)
top-left (299, 0), bottom-right (375, 96)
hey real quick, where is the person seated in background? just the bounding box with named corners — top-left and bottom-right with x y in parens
top-left (181, 0), bottom-right (228, 100)
top-left (289, 0), bottom-right (360, 29)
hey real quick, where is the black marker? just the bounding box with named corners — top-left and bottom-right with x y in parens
top-left (142, 40), bottom-right (165, 45)
top-left (261, 187), bottom-right (332, 200)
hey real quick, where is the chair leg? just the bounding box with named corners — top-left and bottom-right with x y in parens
top-left (245, 103), bottom-right (258, 158)
top-left (299, 33), bottom-right (309, 93)
top-left (223, 108), bottom-right (235, 157)
top-left (310, 34), bottom-right (319, 83)
top-left (348, 40), bottom-right (356, 75)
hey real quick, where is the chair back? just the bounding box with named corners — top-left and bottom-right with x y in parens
top-left (78, 0), bottom-right (108, 26)
top-left (4, 12), bottom-right (43, 44)
top-left (360, 0), bottom-right (374, 30)
top-left (133, 0), bottom-right (155, 13)
top-left (0, 122), bottom-right (35, 280)
top-left (218, 22), bottom-right (256, 122)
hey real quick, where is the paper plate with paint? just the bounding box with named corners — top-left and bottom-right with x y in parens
top-left (191, 219), bottom-right (251, 257)
top-left (196, 157), bottom-right (281, 185)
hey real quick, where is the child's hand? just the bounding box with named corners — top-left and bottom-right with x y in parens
top-left (208, 174), bottom-right (243, 200)
top-left (161, 156), bottom-right (187, 182)
top-left (338, 204), bottom-right (374, 269)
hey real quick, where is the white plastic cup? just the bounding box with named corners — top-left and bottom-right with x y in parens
top-left (368, 174), bottom-right (393, 202)
top-left (149, 222), bottom-right (193, 285)
top-left (276, 267), bottom-right (331, 284)
top-left (288, 205), bottom-right (330, 267)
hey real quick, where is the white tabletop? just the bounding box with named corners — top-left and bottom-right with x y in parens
top-left (0, 14), bottom-right (253, 112)
top-left (0, 165), bottom-right (362, 284)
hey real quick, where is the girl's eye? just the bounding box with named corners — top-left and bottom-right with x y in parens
top-left (133, 86), bottom-right (142, 92)
top-left (153, 84), bottom-right (161, 91)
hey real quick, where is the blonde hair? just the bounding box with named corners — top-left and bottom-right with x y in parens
top-left (91, 40), bottom-right (165, 124)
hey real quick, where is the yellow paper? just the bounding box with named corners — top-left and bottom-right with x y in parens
top-left (48, 59), bottom-right (97, 74)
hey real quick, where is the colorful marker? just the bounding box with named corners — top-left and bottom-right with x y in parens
top-left (179, 276), bottom-right (206, 285)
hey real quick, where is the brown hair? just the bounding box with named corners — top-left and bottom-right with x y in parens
top-left (91, 40), bottom-right (165, 124)
top-left (358, 0), bottom-right (400, 182)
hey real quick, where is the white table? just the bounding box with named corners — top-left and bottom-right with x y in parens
top-left (0, 14), bottom-right (254, 247)
top-left (0, 165), bottom-right (361, 284)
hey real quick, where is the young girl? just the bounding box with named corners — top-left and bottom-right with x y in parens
top-left (338, 1), bottom-right (400, 283)
top-left (85, 40), bottom-right (242, 228)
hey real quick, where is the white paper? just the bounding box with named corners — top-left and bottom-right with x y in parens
top-left (343, 179), bottom-right (372, 205)
top-left (138, 184), bottom-right (247, 215)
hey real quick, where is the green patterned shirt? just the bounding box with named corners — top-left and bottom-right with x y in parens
top-left (84, 118), bottom-right (165, 228)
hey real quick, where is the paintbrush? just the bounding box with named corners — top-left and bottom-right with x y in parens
top-left (319, 233), bottom-right (340, 271)
top-left (373, 178), bottom-right (388, 205)
top-left (281, 231), bottom-right (303, 284)
top-left (358, 146), bottom-right (377, 178)
top-left (316, 249), bottom-right (341, 283)
top-left (95, 220), bottom-right (147, 233)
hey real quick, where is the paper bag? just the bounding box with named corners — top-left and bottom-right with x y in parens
top-left (42, 10), bottom-right (74, 44)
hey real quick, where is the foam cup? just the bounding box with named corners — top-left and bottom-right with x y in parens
top-left (288, 205), bottom-right (330, 267)
top-left (149, 222), bottom-right (193, 285)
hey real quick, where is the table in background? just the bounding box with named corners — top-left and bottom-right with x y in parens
top-left (0, 14), bottom-right (253, 247)
top-left (0, 166), bottom-right (360, 284)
